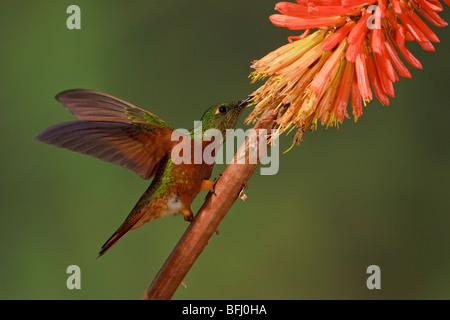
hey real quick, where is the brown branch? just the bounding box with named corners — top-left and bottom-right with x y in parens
top-left (142, 110), bottom-right (276, 300)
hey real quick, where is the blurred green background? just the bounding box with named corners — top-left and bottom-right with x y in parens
top-left (0, 1), bottom-right (449, 300)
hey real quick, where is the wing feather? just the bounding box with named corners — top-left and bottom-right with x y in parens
top-left (35, 121), bottom-right (175, 179)
top-left (56, 89), bottom-right (174, 129)
top-left (36, 89), bottom-right (179, 179)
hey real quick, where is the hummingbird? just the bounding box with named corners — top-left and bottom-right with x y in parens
top-left (35, 89), bottom-right (249, 257)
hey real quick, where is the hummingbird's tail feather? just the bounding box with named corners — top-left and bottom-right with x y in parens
top-left (97, 195), bottom-right (166, 257)
top-left (97, 205), bottom-right (152, 258)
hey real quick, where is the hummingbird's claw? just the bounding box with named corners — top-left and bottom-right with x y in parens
top-left (239, 182), bottom-right (249, 202)
top-left (205, 174), bottom-right (222, 200)
top-left (182, 208), bottom-right (194, 222)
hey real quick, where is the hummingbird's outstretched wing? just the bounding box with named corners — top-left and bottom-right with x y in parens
top-left (35, 89), bottom-right (177, 179)
top-left (55, 89), bottom-right (174, 129)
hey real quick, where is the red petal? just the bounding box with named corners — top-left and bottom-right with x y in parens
top-left (366, 53), bottom-right (390, 105)
top-left (308, 5), bottom-right (361, 17)
top-left (415, 0), bottom-right (443, 12)
top-left (392, 0), bottom-right (402, 15)
top-left (371, 8), bottom-right (383, 55)
top-left (373, 53), bottom-right (395, 97)
top-left (373, 44), bottom-right (396, 84)
top-left (321, 20), bottom-right (355, 51)
top-left (310, 38), bottom-right (348, 97)
top-left (428, 0), bottom-right (444, 10)
top-left (275, 2), bottom-right (309, 17)
top-left (409, 12), bottom-right (440, 43)
top-left (276, 2), bottom-right (361, 17)
top-left (355, 52), bottom-right (373, 101)
top-left (384, 37), bottom-right (412, 79)
top-left (333, 60), bottom-right (354, 122)
top-left (397, 11), bottom-right (436, 51)
top-left (341, 0), bottom-right (377, 7)
top-left (378, 0), bottom-right (387, 18)
top-left (296, 0), bottom-right (342, 5)
top-left (394, 28), bottom-right (423, 69)
top-left (417, 8), bottom-right (448, 27)
top-left (288, 29), bottom-right (311, 42)
top-left (351, 72), bottom-right (363, 120)
top-left (348, 12), bottom-right (370, 45)
top-left (269, 14), bottom-right (346, 30)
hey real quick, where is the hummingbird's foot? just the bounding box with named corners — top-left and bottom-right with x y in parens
top-left (239, 182), bottom-right (248, 201)
top-left (182, 208), bottom-right (194, 222)
top-left (203, 174), bottom-right (222, 200)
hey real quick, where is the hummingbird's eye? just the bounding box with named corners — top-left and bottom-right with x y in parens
top-left (218, 105), bottom-right (228, 115)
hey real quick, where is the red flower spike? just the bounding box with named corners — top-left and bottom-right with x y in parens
top-left (321, 20), bottom-right (355, 51)
top-left (247, 0), bottom-right (448, 142)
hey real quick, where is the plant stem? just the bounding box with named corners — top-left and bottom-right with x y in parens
top-left (142, 110), bottom-right (276, 300)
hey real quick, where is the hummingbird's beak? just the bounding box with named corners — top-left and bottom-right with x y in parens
top-left (238, 96), bottom-right (252, 108)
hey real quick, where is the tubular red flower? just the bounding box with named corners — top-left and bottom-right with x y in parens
top-left (409, 11), bottom-right (440, 42)
top-left (269, 14), bottom-right (346, 30)
top-left (418, 7), bottom-right (448, 27)
top-left (332, 60), bottom-right (354, 122)
top-left (384, 37), bottom-right (412, 79)
top-left (397, 10), bottom-right (435, 51)
top-left (351, 73), bottom-right (363, 121)
top-left (296, 0), bottom-right (342, 5)
top-left (309, 38), bottom-right (348, 97)
top-left (275, 2), bottom-right (361, 17)
top-left (415, 0), bottom-right (443, 12)
top-left (321, 20), bottom-right (355, 51)
top-left (355, 52), bottom-right (372, 102)
top-left (367, 52), bottom-right (390, 105)
top-left (394, 27), bottom-right (423, 69)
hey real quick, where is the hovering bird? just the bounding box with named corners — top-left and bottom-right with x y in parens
top-left (35, 89), bottom-right (248, 256)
